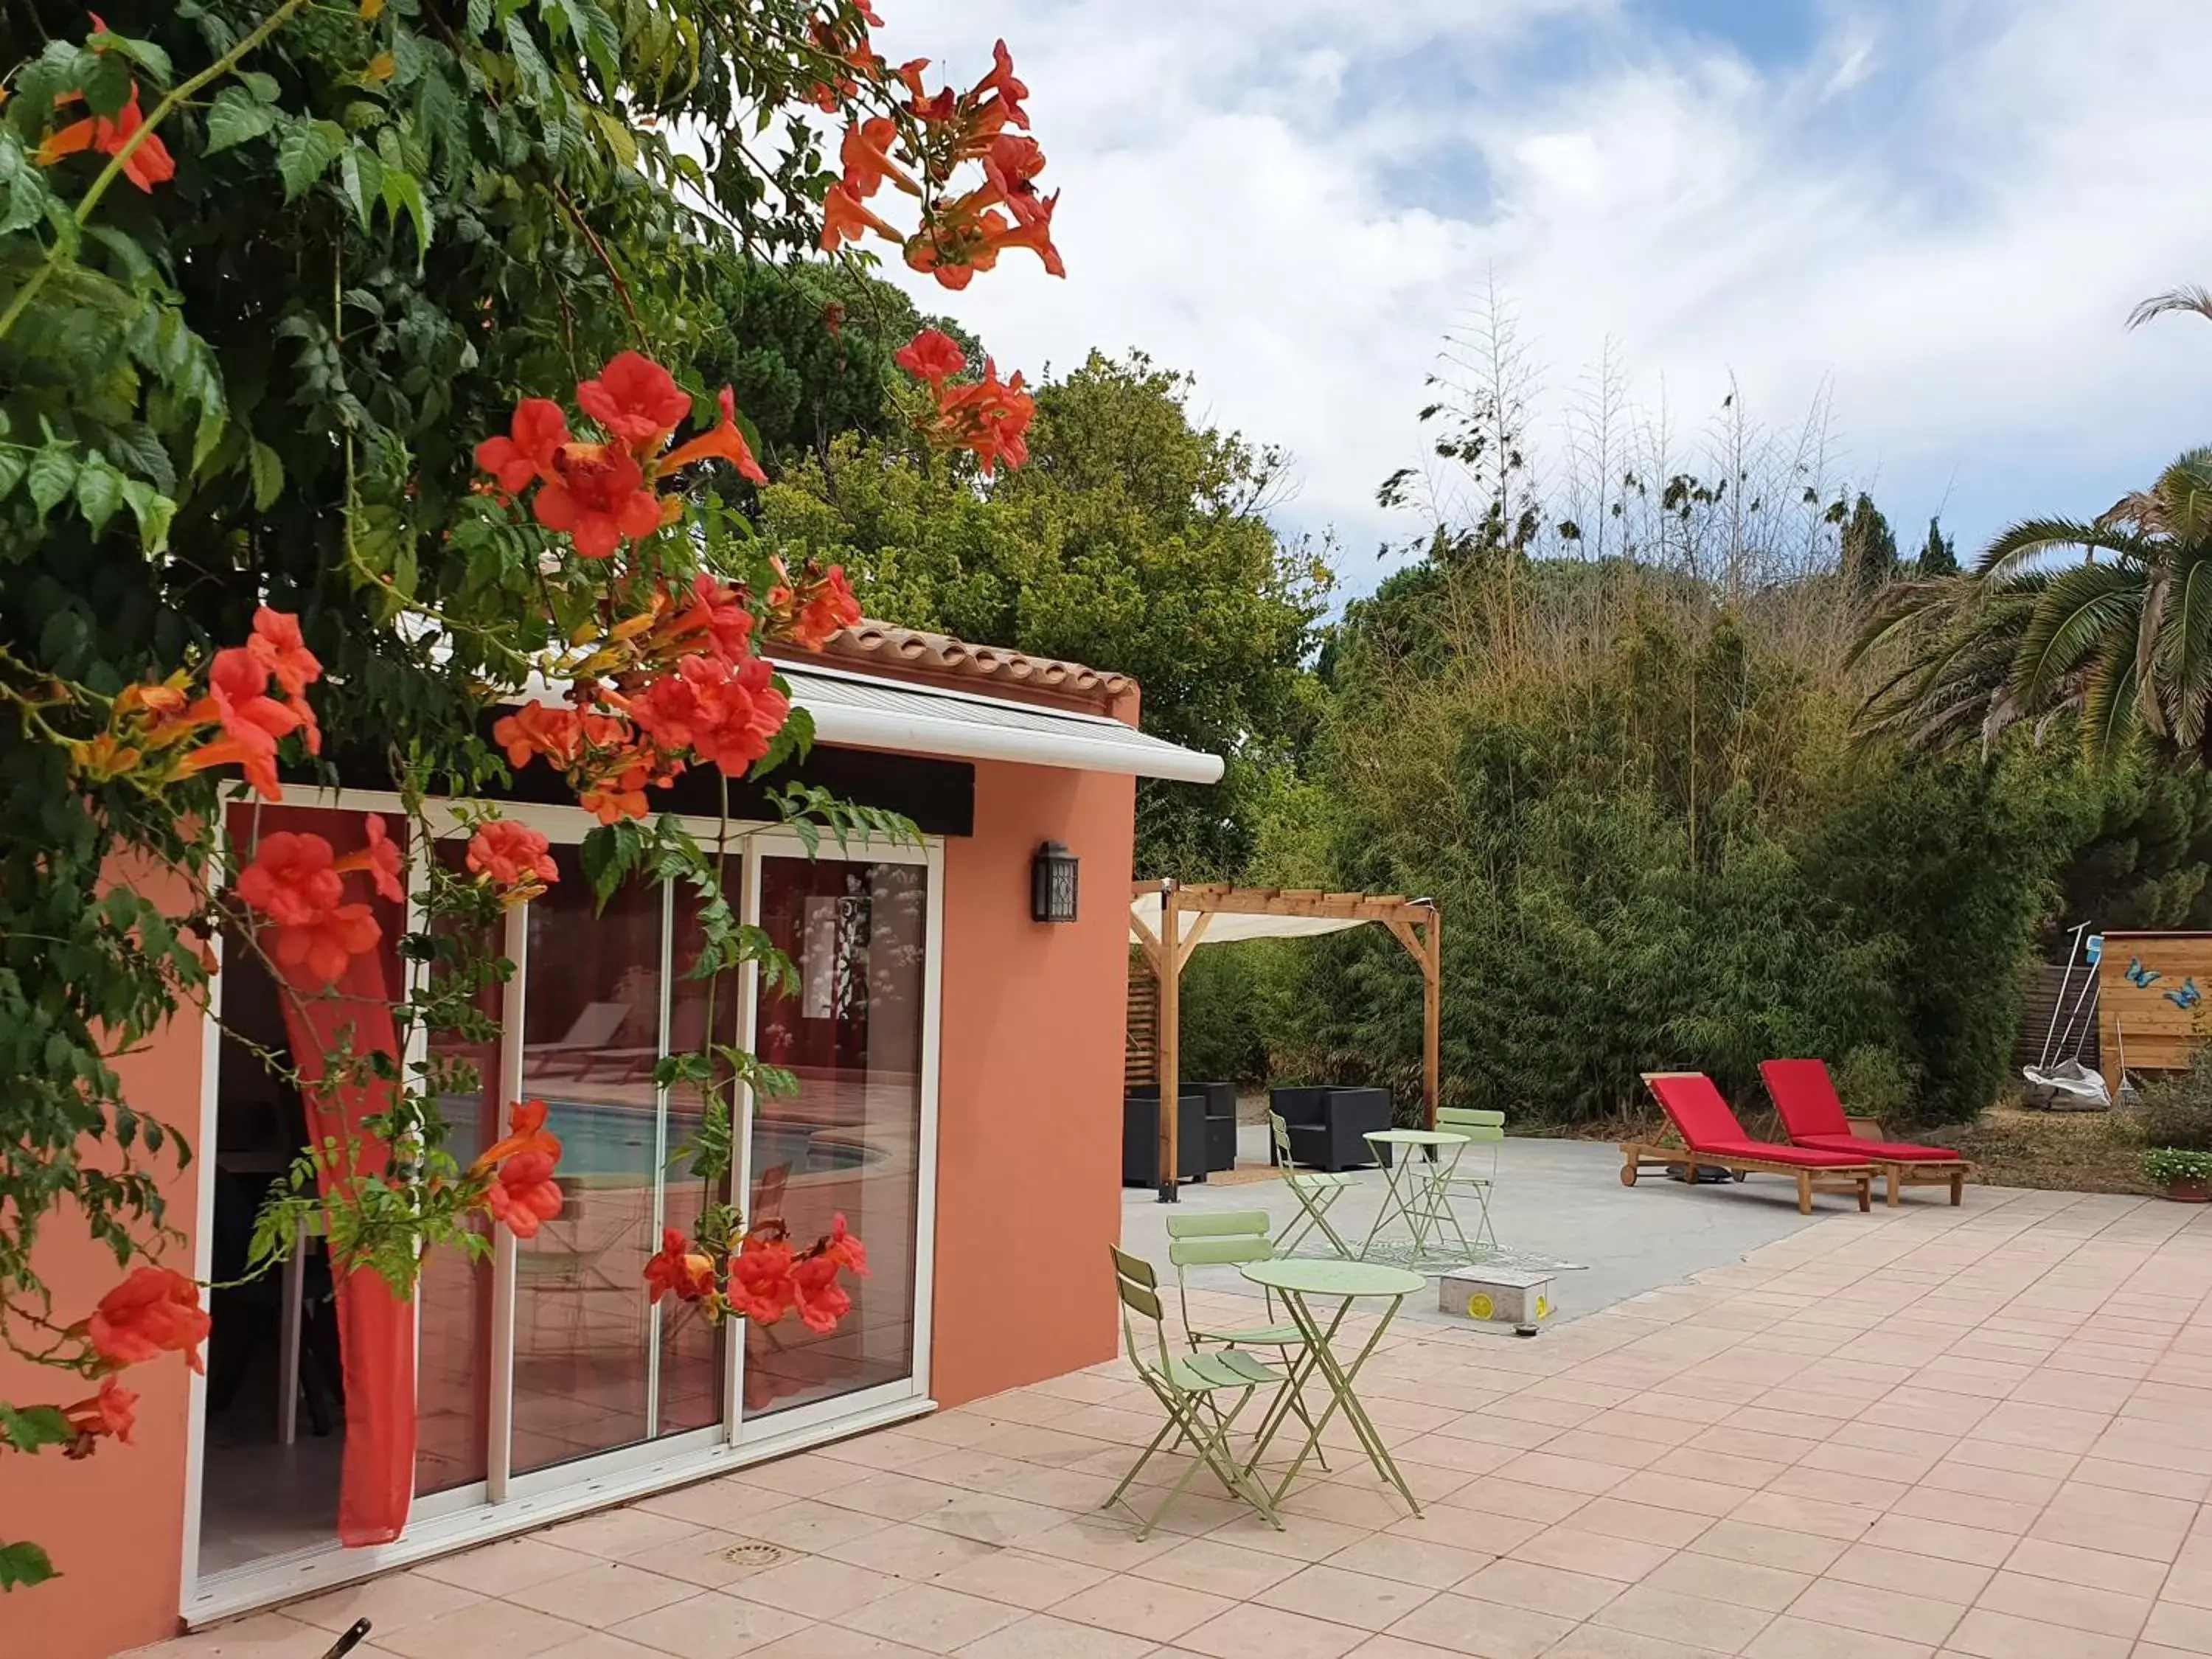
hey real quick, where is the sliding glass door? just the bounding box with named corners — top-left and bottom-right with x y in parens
top-left (192, 797), bottom-right (939, 1607)
top-left (742, 855), bottom-right (931, 1425)
top-left (425, 817), bottom-right (936, 1492)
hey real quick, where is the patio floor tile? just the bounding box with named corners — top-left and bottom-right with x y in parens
top-left (1051, 1572), bottom-right (1234, 1640)
top-left (1590, 1582), bottom-right (1775, 1653)
top-left (603, 1590), bottom-right (813, 1658)
top-left (1456, 1556), bottom-right (1624, 1621)
top-left (1786, 1579), bottom-right (1967, 1646)
top-left (950, 1613), bottom-right (1158, 1659)
top-left (1941, 1607), bottom-right (2132, 1658)
top-left (831, 1583), bottom-right (1029, 1654)
top-left (1383, 1591), bottom-right (1579, 1658)
top-left (1265, 1566), bottom-right (1451, 1628)
top-left (1644, 1548), bottom-right (1810, 1612)
top-left (1178, 1599), bottom-right (1371, 1659)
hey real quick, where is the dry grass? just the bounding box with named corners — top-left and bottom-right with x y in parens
top-left (1939, 1104), bottom-right (2157, 1197)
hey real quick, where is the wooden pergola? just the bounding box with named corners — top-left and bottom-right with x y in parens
top-left (1127, 880), bottom-right (1442, 1200)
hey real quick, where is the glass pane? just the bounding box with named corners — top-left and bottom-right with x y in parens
top-left (657, 889), bottom-right (740, 1439)
top-left (414, 841), bottom-right (498, 1497)
top-left (510, 849), bottom-right (661, 1474)
top-left (746, 856), bottom-right (926, 1419)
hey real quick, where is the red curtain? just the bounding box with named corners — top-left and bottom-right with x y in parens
top-left (234, 805), bottom-right (415, 1546)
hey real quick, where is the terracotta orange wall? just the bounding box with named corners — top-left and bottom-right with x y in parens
top-left (0, 862), bottom-right (205, 1659)
top-left (931, 757), bottom-right (1135, 1407)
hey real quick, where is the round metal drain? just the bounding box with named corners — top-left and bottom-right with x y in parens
top-left (721, 1540), bottom-right (788, 1569)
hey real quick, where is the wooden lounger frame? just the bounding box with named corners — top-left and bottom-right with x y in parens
top-left (1858, 1157), bottom-right (1969, 1208)
top-left (1617, 1144), bottom-right (1873, 1215)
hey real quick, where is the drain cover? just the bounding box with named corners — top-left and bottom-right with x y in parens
top-left (721, 1541), bottom-right (787, 1569)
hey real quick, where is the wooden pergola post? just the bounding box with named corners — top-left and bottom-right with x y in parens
top-left (1422, 905), bottom-right (1441, 1132)
top-left (1156, 878), bottom-right (1180, 1203)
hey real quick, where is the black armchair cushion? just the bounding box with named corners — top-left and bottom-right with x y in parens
top-left (1270, 1085), bottom-right (1394, 1172)
top-left (1122, 1091), bottom-right (1209, 1186)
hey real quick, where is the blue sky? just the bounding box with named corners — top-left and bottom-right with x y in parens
top-left (885, 0), bottom-right (2212, 597)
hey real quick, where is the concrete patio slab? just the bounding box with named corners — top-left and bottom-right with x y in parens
top-left (1121, 1135), bottom-right (1840, 1329)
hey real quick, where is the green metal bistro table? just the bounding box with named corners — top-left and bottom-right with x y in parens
top-left (1237, 1256), bottom-right (1428, 1516)
top-left (1359, 1128), bottom-right (1472, 1262)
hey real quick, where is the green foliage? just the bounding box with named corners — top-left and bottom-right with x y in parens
top-left (685, 260), bottom-right (954, 470)
top-left (1255, 562), bottom-right (2084, 1129)
top-left (2053, 765), bottom-right (2212, 932)
top-left (0, 1540), bottom-right (58, 1590)
top-left (1855, 448), bottom-right (2212, 762)
top-left (1917, 516), bottom-right (1958, 577)
top-left (1843, 493), bottom-right (1899, 599)
top-left (760, 350), bottom-right (1332, 874)
top-left (0, 0), bottom-right (889, 1332)
top-left (2136, 1046), bottom-right (2212, 1152)
top-left (1832, 1045), bottom-right (1918, 1125)
top-left (2143, 1147), bottom-right (2212, 1183)
top-left (0, 1402), bottom-right (73, 1455)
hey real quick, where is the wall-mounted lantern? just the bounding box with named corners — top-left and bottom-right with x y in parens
top-left (1031, 841), bottom-right (1079, 923)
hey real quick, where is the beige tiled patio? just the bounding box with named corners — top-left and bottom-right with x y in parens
top-left (133, 1186), bottom-right (2212, 1659)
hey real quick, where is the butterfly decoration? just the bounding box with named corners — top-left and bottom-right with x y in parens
top-left (2127, 956), bottom-right (2164, 989)
top-left (2167, 977), bottom-right (2202, 1012)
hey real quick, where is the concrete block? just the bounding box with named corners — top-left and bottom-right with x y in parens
top-left (1440, 1267), bottom-right (1554, 1326)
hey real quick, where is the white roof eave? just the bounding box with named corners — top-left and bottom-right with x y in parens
top-left (507, 662), bottom-right (1224, 785)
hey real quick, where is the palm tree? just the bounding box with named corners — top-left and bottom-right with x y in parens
top-left (1852, 283), bottom-right (2212, 763)
top-left (1852, 448), bottom-right (2212, 762)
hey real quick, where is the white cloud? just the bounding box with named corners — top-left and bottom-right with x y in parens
top-left (871, 0), bottom-right (2212, 589)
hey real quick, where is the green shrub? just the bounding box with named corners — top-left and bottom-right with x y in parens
top-left (1833, 1046), bottom-right (1919, 1125)
top-left (2136, 1048), bottom-right (2212, 1152)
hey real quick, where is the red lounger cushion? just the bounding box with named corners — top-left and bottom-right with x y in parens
top-left (1759, 1057), bottom-right (1854, 1140)
top-left (1795, 1135), bottom-right (1960, 1163)
top-left (1644, 1074), bottom-right (1873, 1167)
top-left (1761, 1058), bottom-right (1960, 1161)
top-left (1645, 1072), bottom-right (1750, 1149)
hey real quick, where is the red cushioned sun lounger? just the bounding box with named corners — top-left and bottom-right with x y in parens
top-left (1759, 1058), bottom-right (1970, 1208)
top-left (1623, 1072), bottom-right (1874, 1214)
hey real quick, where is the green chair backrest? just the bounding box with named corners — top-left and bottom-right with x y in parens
top-left (1268, 1111), bottom-right (1294, 1161)
top-left (1110, 1245), bottom-right (1173, 1374)
top-left (1166, 1210), bottom-right (1274, 1267)
top-left (1437, 1107), bottom-right (1506, 1143)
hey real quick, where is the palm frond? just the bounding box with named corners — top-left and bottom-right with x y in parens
top-left (1977, 516), bottom-right (2146, 579)
top-left (2156, 548), bottom-right (2212, 748)
top-left (2128, 285), bottom-right (2212, 330)
top-left (2079, 651), bottom-right (2143, 768)
top-left (2008, 560), bottom-right (2143, 708)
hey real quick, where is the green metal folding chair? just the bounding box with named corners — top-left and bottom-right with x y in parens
top-left (1433, 1106), bottom-right (1504, 1252)
top-left (1165, 1211), bottom-right (1328, 1471)
top-left (1104, 1245), bottom-right (1287, 1540)
top-left (1268, 1111), bottom-right (1359, 1257)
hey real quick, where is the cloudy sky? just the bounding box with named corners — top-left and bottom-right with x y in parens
top-left (875, 0), bottom-right (2212, 597)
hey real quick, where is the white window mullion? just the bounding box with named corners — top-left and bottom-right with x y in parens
top-left (485, 898), bottom-right (528, 1504)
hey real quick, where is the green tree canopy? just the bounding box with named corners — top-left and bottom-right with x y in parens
top-left (1844, 493), bottom-right (1900, 600)
top-left (759, 350), bottom-right (1332, 874)
top-left (1918, 515), bottom-right (1958, 577)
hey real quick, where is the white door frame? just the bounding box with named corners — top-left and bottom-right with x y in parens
top-left (181, 787), bottom-right (944, 1621)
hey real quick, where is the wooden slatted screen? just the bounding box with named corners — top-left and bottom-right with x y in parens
top-left (1125, 950), bottom-right (1158, 1088)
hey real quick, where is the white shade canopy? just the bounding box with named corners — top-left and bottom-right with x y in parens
top-left (1129, 890), bottom-right (1366, 947)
